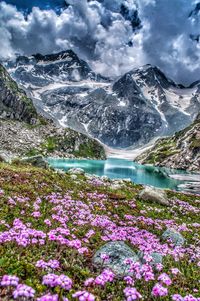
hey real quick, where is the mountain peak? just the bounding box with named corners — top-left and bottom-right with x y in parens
top-left (32, 50), bottom-right (79, 63)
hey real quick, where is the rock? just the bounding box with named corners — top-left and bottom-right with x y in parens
top-left (138, 251), bottom-right (163, 266)
top-left (68, 168), bottom-right (85, 175)
top-left (70, 174), bottom-right (78, 180)
top-left (93, 241), bottom-right (139, 277)
top-left (162, 229), bottom-right (185, 246)
top-left (21, 155), bottom-right (49, 169)
top-left (139, 186), bottom-right (169, 206)
top-left (0, 152), bottom-right (11, 163)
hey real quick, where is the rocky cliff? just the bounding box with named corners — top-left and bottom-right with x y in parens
top-left (136, 116), bottom-right (200, 172)
top-left (0, 120), bottom-right (106, 160)
top-left (5, 51), bottom-right (200, 149)
top-left (0, 64), bottom-right (37, 124)
top-left (0, 64), bottom-right (106, 160)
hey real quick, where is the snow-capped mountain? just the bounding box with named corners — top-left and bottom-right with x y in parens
top-left (4, 50), bottom-right (200, 149)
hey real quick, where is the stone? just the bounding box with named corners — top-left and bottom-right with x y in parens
top-left (139, 186), bottom-right (169, 206)
top-left (93, 241), bottom-right (139, 277)
top-left (68, 168), bottom-right (85, 175)
top-left (162, 229), bottom-right (185, 246)
top-left (21, 155), bottom-right (49, 169)
top-left (0, 152), bottom-right (11, 163)
top-left (70, 174), bottom-right (78, 180)
top-left (138, 251), bottom-right (163, 266)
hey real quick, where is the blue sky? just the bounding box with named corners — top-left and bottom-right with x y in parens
top-left (4, 0), bottom-right (67, 12)
top-left (0, 0), bottom-right (199, 84)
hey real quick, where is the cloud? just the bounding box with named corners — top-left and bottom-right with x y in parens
top-left (0, 0), bottom-right (199, 84)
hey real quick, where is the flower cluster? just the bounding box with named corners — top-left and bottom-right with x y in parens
top-left (42, 274), bottom-right (72, 290)
top-left (13, 284), bottom-right (35, 299)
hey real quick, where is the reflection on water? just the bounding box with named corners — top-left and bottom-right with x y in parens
top-left (47, 157), bottom-right (188, 190)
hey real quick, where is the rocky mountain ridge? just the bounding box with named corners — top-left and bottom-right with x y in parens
top-left (0, 64), bottom-right (106, 160)
top-left (4, 50), bottom-right (200, 149)
top-left (0, 64), bottom-right (37, 124)
top-left (136, 115), bottom-right (200, 172)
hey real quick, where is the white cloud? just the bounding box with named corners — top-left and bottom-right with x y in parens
top-left (0, 0), bottom-right (199, 84)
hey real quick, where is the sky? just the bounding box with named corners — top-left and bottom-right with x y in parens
top-left (0, 0), bottom-right (199, 85)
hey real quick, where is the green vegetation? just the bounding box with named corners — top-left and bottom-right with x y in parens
top-left (0, 162), bottom-right (199, 300)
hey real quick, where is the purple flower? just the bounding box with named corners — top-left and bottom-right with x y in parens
top-left (1, 275), bottom-right (19, 287)
top-left (37, 294), bottom-right (59, 301)
top-left (172, 294), bottom-right (184, 301)
top-left (184, 295), bottom-right (199, 301)
top-left (152, 283), bottom-right (168, 297)
top-left (158, 273), bottom-right (172, 286)
top-left (100, 253), bottom-right (109, 262)
top-left (171, 268), bottom-right (181, 275)
top-left (84, 278), bottom-right (94, 287)
top-left (124, 276), bottom-right (134, 286)
top-left (42, 274), bottom-right (59, 287)
top-left (124, 287), bottom-right (142, 300)
top-left (72, 290), bottom-right (95, 301)
top-left (57, 274), bottom-right (72, 290)
top-left (13, 284), bottom-right (35, 299)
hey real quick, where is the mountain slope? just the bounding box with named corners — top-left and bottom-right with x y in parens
top-left (4, 51), bottom-right (200, 149)
top-left (0, 64), bottom-right (37, 124)
top-left (136, 115), bottom-right (200, 171)
top-left (0, 63), bottom-right (105, 160)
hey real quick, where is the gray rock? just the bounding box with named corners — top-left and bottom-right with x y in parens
top-left (162, 229), bottom-right (185, 246)
top-left (68, 168), bottom-right (85, 175)
top-left (138, 251), bottom-right (163, 266)
top-left (93, 241), bottom-right (139, 277)
top-left (139, 186), bottom-right (169, 206)
top-left (21, 155), bottom-right (49, 169)
top-left (0, 152), bottom-right (11, 163)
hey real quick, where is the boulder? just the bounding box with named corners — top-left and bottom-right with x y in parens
top-left (138, 251), bottom-right (163, 266)
top-left (93, 241), bottom-right (139, 277)
top-left (21, 155), bottom-right (49, 169)
top-left (162, 229), bottom-right (185, 246)
top-left (139, 186), bottom-right (169, 206)
top-left (0, 152), bottom-right (11, 163)
top-left (68, 168), bottom-right (85, 175)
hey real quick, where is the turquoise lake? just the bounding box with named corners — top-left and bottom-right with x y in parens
top-left (47, 157), bottom-right (190, 191)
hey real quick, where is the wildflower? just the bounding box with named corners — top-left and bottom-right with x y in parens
top-left (57, 274), bottom-right (72, 290)
top-left (37, 294), bottom-right (59, 301)
top-left (124, 258), bottom-right (134, 265)
top-left (184, 295), bottom-right (199, 301)
top-left (152, 283), bottom-right (168, 297)
top-left (172, 294), bottom-right (184, 301)
top-left (84, 278), bottom-right (94, 287)
top-left (72, 290), bottom-right (95, 301)
top-left (42, 274), bottom-right (59, 287)
top-left (124, 287), bottom-right (142, 300)
top-left (13, 284), bottom-right (35, 299)
top-left (158, 273), bottom-right (172, 286)
top-left (1, 275), bottom-right (19, 287)
top-left (44, 219), bottom-right (52, 226)
top-left (100, 253), bottom-right (109, 262)
top-left (171, 268), bottom-right (181, 275)
top-left (124, 276), bottom-right (134, 285)
top-left (155, 263), bottom-right (163, 271)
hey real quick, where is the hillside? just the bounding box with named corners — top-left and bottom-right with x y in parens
top-left (0, 162), bottom-right (199, 300)
top-left (6, 51), bottom-right (200, 149)
top-left (136, 116), bottom-right (200, 172)
top-left (0, 64), bottom-right (37, 124)
top-left (0, 64), bottom-right (105, 160)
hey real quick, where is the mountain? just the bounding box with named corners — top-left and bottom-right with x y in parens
top-left (0, 63), bottom-right (105, 160)
top-left (4, 50), bottom-right (200, 149)
top-left (0, 64), bottom-right (37, 124)
top-left (136, 115), bottom-right (200, 172)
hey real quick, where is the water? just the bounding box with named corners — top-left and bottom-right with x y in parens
top-left (47, 157), bottom-right (191, 190)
